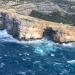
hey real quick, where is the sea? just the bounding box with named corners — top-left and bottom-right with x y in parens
top-left (0, 30), bottom-right (75, 75)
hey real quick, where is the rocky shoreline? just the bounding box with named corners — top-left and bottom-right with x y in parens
top-left (0, 6), bottom-right (75, 43)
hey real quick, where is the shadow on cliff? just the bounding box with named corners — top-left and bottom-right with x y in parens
top-left (9, 18), bottom-right (20, 39)
top-left (43, 27), bottom-right (56, 40)
top-left (29, 10), bottom-right (75, 24)
top-left (0, 13), bottom-right (20, 39)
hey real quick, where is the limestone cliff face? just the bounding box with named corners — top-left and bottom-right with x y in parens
top-left (0, 7), bottom-right (75, 43)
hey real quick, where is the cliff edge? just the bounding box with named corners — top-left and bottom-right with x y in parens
top-left (0, 6), bottom-right (75, 43)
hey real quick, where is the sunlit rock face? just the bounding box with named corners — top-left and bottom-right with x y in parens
top-left (1, 7), bottom-right (75, 43)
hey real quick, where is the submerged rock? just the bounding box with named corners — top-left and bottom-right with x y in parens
top-left (0, 7), bottom-right (75, 43)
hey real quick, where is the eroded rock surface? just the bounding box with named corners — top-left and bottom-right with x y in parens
top-left (0, 7), bottom-right (75, 43)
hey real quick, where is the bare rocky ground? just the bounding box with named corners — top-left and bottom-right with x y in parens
top-left (0, 0), bottom-right (75, 24)
top-left (0, 0), bottom-right (75, 13)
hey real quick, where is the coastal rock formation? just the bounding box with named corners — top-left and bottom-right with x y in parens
top-left (0, 7), bottom-right (75, 43)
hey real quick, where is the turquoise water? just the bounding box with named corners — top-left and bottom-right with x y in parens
top-left (0, 30), bottom-right (75, 75)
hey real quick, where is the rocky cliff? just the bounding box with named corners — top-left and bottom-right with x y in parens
top-left (0, 6), bottom-right (75, 43)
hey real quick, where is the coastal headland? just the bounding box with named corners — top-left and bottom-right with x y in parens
top-left (0, 6), bottom-right (75, 43)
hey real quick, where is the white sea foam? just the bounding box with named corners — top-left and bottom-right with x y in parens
top-left (51, 53), bottom-right (55, 57)
top-left (17, 71), bottom-right (26, 75)
top-left (56, 42), bottom-right (75, 48)
top-left (31, 39), bottom-right (57, 55)
top-left (18, 39), bottom-right (44, 44)
top-left (62, 43), bottom-right (74, 47)
top-left (0, 30), bottom-right (18, 42)
top-left (0, 62), bottom-right (5, 68)
top-left (67, 60), bottom-right (75, 64)
top-left (0, 30), bottom-right (11, 38)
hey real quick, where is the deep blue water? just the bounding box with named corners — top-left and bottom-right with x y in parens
top-left (0, 30), bottom-right (75, 75)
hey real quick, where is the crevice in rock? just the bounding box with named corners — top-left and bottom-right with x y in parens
top-left (43, 27), bottom-right (56, 40)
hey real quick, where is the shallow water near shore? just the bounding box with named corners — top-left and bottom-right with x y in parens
top-left (0, 30), bottom-right (75, 75)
